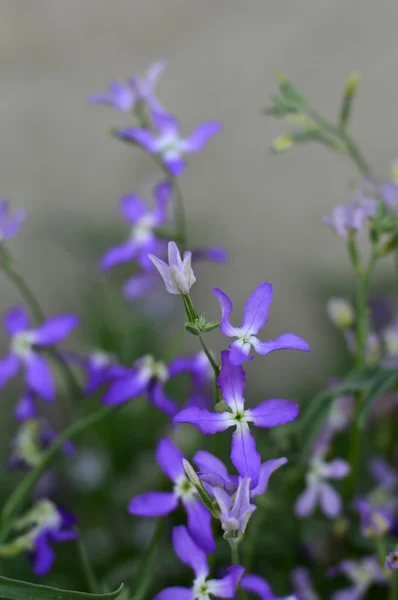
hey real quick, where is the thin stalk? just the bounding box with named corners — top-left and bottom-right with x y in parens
top-left (198, 335), bottom-right (220, 377)
top-left (76, 530), bottom-right (100, 594)
top-left (0, 404), bottom-right (122, 544)
top-left (390, 572), bottom-right (398, 600)
top-left (230, 544), bottom-right (247, 600)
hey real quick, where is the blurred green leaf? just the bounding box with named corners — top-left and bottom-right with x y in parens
top-left (0, 576), bottom-right (123, 600)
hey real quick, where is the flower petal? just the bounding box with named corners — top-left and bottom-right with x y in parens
top-left (174, 407), bottom-right (234, 434)
top-left (119, 127), bottom-right (157, 152)
top-left (153, 181), bottom-right (172, 225)
top-left (207, 566), bottom-right (245, 599)
top-left (241, 574), bottom-right (274, 599)
top-left (129, 491), bottom-right (178, 517)
top-left (229, 340), bottom-right (254, 366)
top-left (15, 391), bottom-right (37, 421)
top-left (251, 457), bottom-right (288, 498)
top-left (0, 353), bottom-right (20, 387)
top-left (182, 121), bottom-right (223, 153)
top-left (123, 272), bottom-right (157, 300)
top-left (172, 525), bottom-right (209, 578)
top-left (100, 242), bottom-right (137, 271)
top-left (231, 425), bottom-right (261, 488)
top-left (102, 372), bottom-right (147, 405)
top-left (168, 241), bottom-right (183, 269)
top-left (323, 459), bottom-right (350, 479)
top-left (164, 156), bottom-right (185, 176)
top-left (120, 194), bottom-right (148, 223)
top-left (248, 399), bottom-right (299, 428)
top-left (32, 532), bottom-right (55, 576)
top-left (4, 306), bottom-right (30, 336)
top-left (295, 484), bottom-right (319, 518)
top-left (212, 288), bottom-right (237, 337)
top-left (194, 450), bottom-right (230, 482)
top-left (241, 282), bottom-right (273, 336)
top-left (153, 588), bottom-right (191, 600)
top-left (33, 316), bottom-right (79, 345)
top-left (319, 482), bottom-right (341, 518)
top-left (252, 333), bottom-right (310, 356)
top-left (217, 350), bottom-right (246, 412)
top-left (148, 254), bottom-right (178, 294)
top-left (156, 437), bottom-right (185, 482)
top-left (25, 353), bottom-right (55, 401)
top-left (148, 380), bottom-right (178, 418)
top-left (184, 498), bottom-right (215, 553)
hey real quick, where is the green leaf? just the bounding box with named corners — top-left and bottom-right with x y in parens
top-left (0, 576), bottom-right (123, 600)
top-left (358, 369), bottom-right (398, 428)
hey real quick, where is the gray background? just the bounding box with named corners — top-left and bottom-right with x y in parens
top-left (1, 0), bottom-right (397, 396)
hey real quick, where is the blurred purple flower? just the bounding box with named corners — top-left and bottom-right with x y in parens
top-left (129, 438), bottom-right (215, 553)
top-left (213, 477), bottom-right (257, 535)
top-left (149, 241), bottom-right (196, 295)
top-left (328, 556), bottom-right (387, 600)
top-left (0, 307), bottom-right (79, 401)
top-left (120, 112), bottom-right (222, 176)
top-left (385, 551), bottom-right (398, 570)
top-left (154, 525), bottom-right (243, 600)
top-left (323, 199), bottom-right (376, 239)
top-left (213, 282), bottom-right (309, 365)
top-left (242, 573), bottom-right (297, 599)
top-left (354, 497), bottom-right (392, 538)
top-left (0, 200), bottom-right (26, 241)
top-left (175, 351), bottom-right (298, 488)
top-left (291, 568), bottom-right (318, 600)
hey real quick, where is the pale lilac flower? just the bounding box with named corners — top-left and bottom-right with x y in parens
top-left (242, 574), bottom-right (297, 600)
top-left (154, 525), bottom-right (244, 600)
top-left (291, 568), bottom-right (319, 600)
top-left (149, 241), bottom-right (196, 295)
top-left (385, 551), bottom-right (398, 570)
top-left (102, 354), bottom-right (178, 418)
top-left (322, 199), bottom-right (376, 239)
top-left (295, 456), bottom-right (350, 519)
top-left (175, 351), bottom-right (298, 487)
top-left (120, 112), bottom-right (222, 176)
top-left (0, 200), bottom-right (26, 240)
top-left (353, 498), bottom-right (392, 538)
top-left (0, 307), bottom-right (79, 401)
top-left (213, 282), bottom-right (309, 365)
top-left (129, 438), bottom-right (215, 553)
top-left (89, 61), bottom-right (166, 113)
top-left (328, 556), bottom-right (387, 600)
top-left (100, 182), bottom-right (171, 271)
top-left (213, 477), bottom-right (256, 536)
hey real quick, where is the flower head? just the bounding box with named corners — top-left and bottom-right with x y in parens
top-left (295, 456), bottom-right (350, 519)
top-left (175, 351), bottom-right (298, 487)
top-left (0, 307), bottom-right (79, 400)
top-left (100, 182), bottom-right (172, 272)
top-left (154, 525), bottom-right (244, 600)
top-left (0, 200), bottom-right (26, 241)
top-left (213, 282), bottom-right (309, 365)
top-left (129, 438), bottom-right (215, 553)
top-left (385, 551), bottom-right (398, 570)
top-left (354, 498), bottom-right (392, 538)
top-left (89, 61), bottom-right (166, 113)
top-left (120, 112), bottom-right (222, 176)
top-left (149, 241), bottom-right (196, 295)
top-left (328, 556), bottom-right (387, 600)
top-left (322, 199), bottom-right (376, 239)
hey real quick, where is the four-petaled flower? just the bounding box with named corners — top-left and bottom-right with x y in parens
top-left (328, 556), bottom-right (387, 600)
top-left (175, 351), bottom-right (298, 487)
top-left (0, 200), bottom-right (26, 241)
top-left (149, 241), bottom-right (196, 295)
top-left (295, 456), bottom-right (350, 519)
top-left (213, 281), bottom-right (309, 365)
top-left (89, 61), bottom-right (166, 113)
top-left (129, 438), bottom-right (215, 553)
top-left (120, 112), bottom-right (222, 176)
top-left (154, 525), bottom-right (244, 600)
top-left (100, 182), bottom-right (172, 272)
top-left (0, 307), bottom-right (79, 400)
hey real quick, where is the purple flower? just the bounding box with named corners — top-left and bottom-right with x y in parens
top-left (322, 199), bottom-right (377, 239)
top-left (129, 438), bottom-right (215, 553)
top-left (14, 390), bottom-right (38, 421)
top-left (175, 351), bottom-right (298, 487)
top-left (295, 457), bottom-right (350, 519)
top-left (291, 568), bottom-right (318, 600)
top-left (154, 525), bottom-right (244, 600)
top-left (241, 574), bottom-right (296, 599)
top-left (89, 61), bottom-right (166, 113)
top-left (354, 497), bottom-right (392, 538)
top-left (213, 477), bottom-right (256, 536)
top-left (213, 282), bottom-right (309, 365)
top-left (120, 112), bottom-right (222, 176)
top-left (102, 354), bottom-right (178, 418)
top-left (0, 307), bottom-right (79, 400)
top-left (369, 456), bottom-right (398, 491)
top-left (328, 556), bottom-right (387, 600)
top-left (169, 352), bottom-right (213, 409)
top-left (149, 241), bottom-right (196, 295)
top-left (0, 200), bottom-right (26, 240)
top-left (100, 182), bottom-right (172, 271)
top-left (385, 551), bottom-right (398, 570)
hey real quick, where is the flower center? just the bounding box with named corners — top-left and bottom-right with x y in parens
top-left (137, 355), bottom-right (168, 383)
top-left (11, 332), bottom-right (35, 359)
top-left (131, 214), bottom-right (155, 244)
top-left (173, 475), bottom-right (196, 502)
top-left (156, 133), bottom-right (183, 159)
top-left (193, 576), bottom-right (210, 600)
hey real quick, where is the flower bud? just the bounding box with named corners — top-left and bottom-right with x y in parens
top-left (327, 297), bottom-right (355, 330)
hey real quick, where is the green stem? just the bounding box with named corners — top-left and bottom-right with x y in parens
top-left (375, 536), bottom-right (387, 569)
top-left (198, 335), bottom-right (220, 377)
top-left (230, 544), bottom-right (247, 600)
top-left (0, 404), bottom-right (122, 544)
top-left (390, 572), bottom-right (398, 600)
top-left (76, 530), bottom-right (100, 594)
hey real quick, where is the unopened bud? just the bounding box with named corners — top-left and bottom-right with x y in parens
top-left (327, 298), bottom-right (355, 330)
top-left (182, 459), bottom-right (219, 517)
top-left (185, 322), bottom-right (201, 336)
top-left (272, 134), bottom-right (294, 153)
top-left (202, 321), bottom-right (219, 333)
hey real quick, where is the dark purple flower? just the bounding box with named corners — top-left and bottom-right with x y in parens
top-left (354, 497), bottom-right (392, 538)
top-left (120, 112), bottom-right (222, 176)
top-left (0, 200), bottom-right (26, 240)
top-left (295, 457), bottom-right (350, 519)
top-left (0, 307), bottom-right (79, 400)
top-left (328, 556), bottom-right (387, 600)
top-left (213, 282), bottom-right (309, 365)
top-left (102, 354), bottom-right (178, 418)
top-left (89, 61), bottom-right (166, 113)
top-left (175, 351), bottom-right (298, 487)
top-left (149, 241), bottom-right (196, 295)
top-left (291, 568), bottom-right (318, 600)
top-left (129, 438), bottom-right (215, 553)
top-left (100, 182), bottom-right (172, 272)
top-left (323, 199), bottom-right (377, 239)
top-left (154, 525), bottom-right (244, 600)
top-left (241, 573), bottom-right (296, 599)
top-left (385, 551), bottom-right (398, 570)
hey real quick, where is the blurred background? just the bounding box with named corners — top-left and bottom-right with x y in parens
top-left (1, 1), bottom-right (398, 593)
